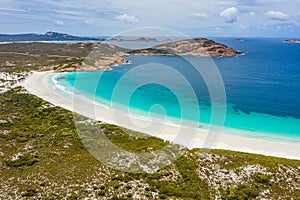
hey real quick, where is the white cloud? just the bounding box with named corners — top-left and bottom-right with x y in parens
top-left (266, 10), bottom-right (288, 21)
top-left (239, 24), bottom-right (249, 30)
top-left (54, 20), bottom-right (64, 25)
top-left (220, 7), bottom-right (239, 23)
top-left (190, 12), bottom-right (207, 19)
top-left (1, 0), bottom-right (300, 37)
top-left (214, 27), bottom-right (221, 32)
top-left (115, 14), bottom-right (138, 23)
top-left (247, 11), bottom-right (256, 17)
top-left (0, 7), bottom-right (27, 12)
top-left (85, 19), bottom-right (94, 24)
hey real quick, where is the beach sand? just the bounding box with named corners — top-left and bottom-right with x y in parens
top-left (21, 71), bottom-right (300, 160)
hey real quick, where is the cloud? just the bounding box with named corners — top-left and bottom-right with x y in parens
top-left (85, 19), bottom-right (94, 24)
top-left (214, 27), bottom-right (221, 32)
top-left (190, 12), bottom-right (207, 19)
top-left (54, 20), bottom-right (64, 25)
top-left (220, 7), bottom-right (239, 23)
top-left (247, 11), bottom-right (256, 17)
top-left (115, 14), bottom-right (138, 23)
top-left (0, 8), bottom-right (27, 12)
top-left (1, 0), bottom-right (300, 37)
top-left (266, 10), bottom-right (288, 21)
top-left (295, 12), bottom-right (300, 24)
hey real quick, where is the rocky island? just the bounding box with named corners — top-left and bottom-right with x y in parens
top-left (233, 39), bottom-right (245, 42)
top-left (283, 39), bottom-right (300, 43)
top-left (129, 38), bottom-right (243, 57)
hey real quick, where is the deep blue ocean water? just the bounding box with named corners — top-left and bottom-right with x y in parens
top-left (54, 38), bottom-right (300, 142)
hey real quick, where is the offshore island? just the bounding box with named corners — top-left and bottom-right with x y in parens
top-left (283, 39), bottom-right (300, 43)
top-left (0, 32), bottom-right (300, 199)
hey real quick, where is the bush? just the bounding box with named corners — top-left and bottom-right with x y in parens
top-left (114, 185), bottom-right (120, 189)
top-left (221, 184), bottom-right (259, 200)
top-left (125, 185), bottom-right (132, 190)
top-left (67, 193), bottom-right (78, 200)
top-left (97, 190), bottom-right (106, 196)
top-left (159, 183), bottom-right (182, 197)
top-left (254, 174), bottom-right (271, 185)
top-left (99, 185), bottom-right (105, 190)
top-left (22, 188), bottom-right (37, 197)
top-left (6, 154), bottom-right (39, 168)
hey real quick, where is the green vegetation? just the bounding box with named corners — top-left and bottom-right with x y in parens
top-left (0, 42), bottom-right (126, 73)
top-left (0, 42), bottom-right (128, 92)
top-left (100, 123), bottom-right (169, 153)
top-left (221, 185), bottom-right (259, 200)
top-left (22, 188), bottom-right (38, 197)
top-left (254, 173), bottom-right (271, 185)
top-left (1, 87), bottom-right (299, 199)
top-left (6, 154), bottom-right (39, 168)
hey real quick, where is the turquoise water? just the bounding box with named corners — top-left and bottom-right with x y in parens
top-left (52, 38), bottom-right (300, 143)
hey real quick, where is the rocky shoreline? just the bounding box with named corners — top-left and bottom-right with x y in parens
top-left (129, 38), bottom-right (243, 57)
top-left (39, 56), bottom-right (130, 73)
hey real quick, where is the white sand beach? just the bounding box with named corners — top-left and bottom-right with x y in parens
top-left (21, 71), bottom-right (300, 160)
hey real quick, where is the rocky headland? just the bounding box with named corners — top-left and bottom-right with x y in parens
top-left (129, 38), bottom-right (243, 57)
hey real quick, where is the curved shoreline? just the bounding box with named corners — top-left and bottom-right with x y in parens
top-left (21, 71), bottom-right (300, 160)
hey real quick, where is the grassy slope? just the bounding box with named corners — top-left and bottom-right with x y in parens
top-left (0, 42), bottom-right (126, 73)
top-left (0, 87), bottom-right (299, 199)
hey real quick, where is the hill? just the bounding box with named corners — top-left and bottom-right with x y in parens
top-left (129, 38), bottom-right (243, 57)
top-left (0, 31), bottom-right (103, 42)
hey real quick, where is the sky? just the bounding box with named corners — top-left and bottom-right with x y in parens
top-left (1, 0), bottom-right (300, 37)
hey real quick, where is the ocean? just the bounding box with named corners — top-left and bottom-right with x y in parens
top-left (51, 38), bottom-right (300, 143)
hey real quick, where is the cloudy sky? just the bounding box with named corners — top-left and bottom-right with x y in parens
top-left (1, 0), bottom-right (300, 37)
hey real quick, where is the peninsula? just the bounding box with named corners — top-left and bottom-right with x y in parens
top-left (129, 38), bottom-right (243, 57)
top-left (0, 37), bottom-right (243, 73)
